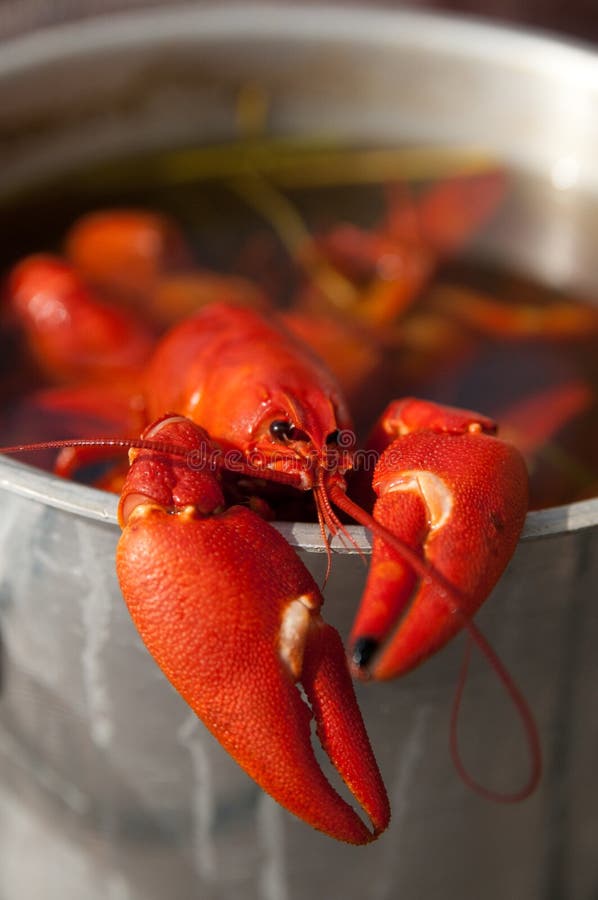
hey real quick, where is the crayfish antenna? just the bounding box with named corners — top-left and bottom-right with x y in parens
top-left (0, 434), bottom-right (304, 487)
top-left (313, 477), bottom-right (370, 588)
top-left (315, 475), bottom-right (367, 557)
top-left (313, 482), bottom-right (334, 587)
top-left (0, 436), bottom-right (200, 459)
top-left (450, 627), bottom-right (542, 803)
top-left (327, 482), bottom-right (443, 587)
top-left (327, 482), bottom-right (542, 804)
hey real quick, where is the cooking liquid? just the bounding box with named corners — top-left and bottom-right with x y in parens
top-left (1, 146), bottom-right (597, 509)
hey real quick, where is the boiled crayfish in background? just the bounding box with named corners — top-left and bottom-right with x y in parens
top-left (3, 164), bottom-right (596, 843)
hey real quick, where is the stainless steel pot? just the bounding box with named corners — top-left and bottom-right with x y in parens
top-left (0, 6), bottom-right (597, 899)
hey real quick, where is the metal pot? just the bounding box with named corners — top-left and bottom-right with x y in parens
top-left (0, 6), bottom-right (597, 899)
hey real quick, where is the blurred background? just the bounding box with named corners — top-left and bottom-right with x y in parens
top-left (403, 0), bottom-right (597, 42)
top-left (0, 0), bottom-right (597, 46)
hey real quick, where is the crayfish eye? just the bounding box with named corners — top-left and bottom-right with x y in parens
top-left (269, 419), bottom-right (309, 443)
top-left (270, 419), bottom-right (295, 442)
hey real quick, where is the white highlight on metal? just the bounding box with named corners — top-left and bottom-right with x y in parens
top-left (384, 470), bottom-right (453, 532)
top-left (178, 713), bottom-right (217, 882)
top-left (75, 521), bottom-right (114, 749)
top-left (278, 593), bottom-right (317, 680)
top-left (0, 781), bottom-right (94, 900)
top-left (105, 874), bottom-right (132, 900)
top-left (371, 706), bottom-right (431, 900)
top-left (0, 728), bottom-right (91, 816)
top-left (257, 794), bottom-right (290, 900)
top-left (551, 155), bottom-right (580, 190)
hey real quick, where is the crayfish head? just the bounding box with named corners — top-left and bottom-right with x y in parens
top-left (240, 387), bottom-right (355, 494)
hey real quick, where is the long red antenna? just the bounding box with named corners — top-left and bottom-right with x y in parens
top-left (328, 482), bottom-right (542, 803)
top-left (0, 437), bottom-right (303, 489)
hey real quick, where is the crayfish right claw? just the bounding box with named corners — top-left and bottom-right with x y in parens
top-left (115, 415), bottom-right (389, 844)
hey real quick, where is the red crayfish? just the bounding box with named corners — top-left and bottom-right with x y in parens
top-left (1, 181), bottom-right (548, 845)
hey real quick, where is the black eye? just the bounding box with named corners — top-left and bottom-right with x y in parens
top-left (326, 430), bottom-right (340, 445)
top-left (269, 420), bottom-right (309, 443)
top-left (270, 419), bottom-right (295, 442)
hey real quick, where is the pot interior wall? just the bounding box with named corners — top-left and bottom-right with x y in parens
top-left (2, 8), bottom-right (598, 291)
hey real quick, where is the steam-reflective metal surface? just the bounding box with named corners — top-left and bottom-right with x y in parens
top-left (1, 6), bottom-right (597, 900)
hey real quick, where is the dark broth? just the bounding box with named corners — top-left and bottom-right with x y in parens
top-left (1, 145), bottom-right (597, 510)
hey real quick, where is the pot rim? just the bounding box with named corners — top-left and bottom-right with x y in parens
top-left (0, 3), bottom-right (598, 82)
top-left (0, 3), bottom-right (597, 548)
top-left (0, 454), bottom-right (595, 548)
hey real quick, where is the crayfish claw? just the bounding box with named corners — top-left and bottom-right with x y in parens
top-left (350, 636), bottom-right (380, 671)
top-left (348, 399), bottom-right (529, 680)
top-left (300, 620), bottom-right (391, 840)
top-left (115, 415), bottom-right (389, 843)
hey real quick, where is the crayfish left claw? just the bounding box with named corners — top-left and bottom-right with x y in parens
top-left (347, 399), bottom-right (529, 681)
top-left (116, 415), bottom-right (389, 844)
